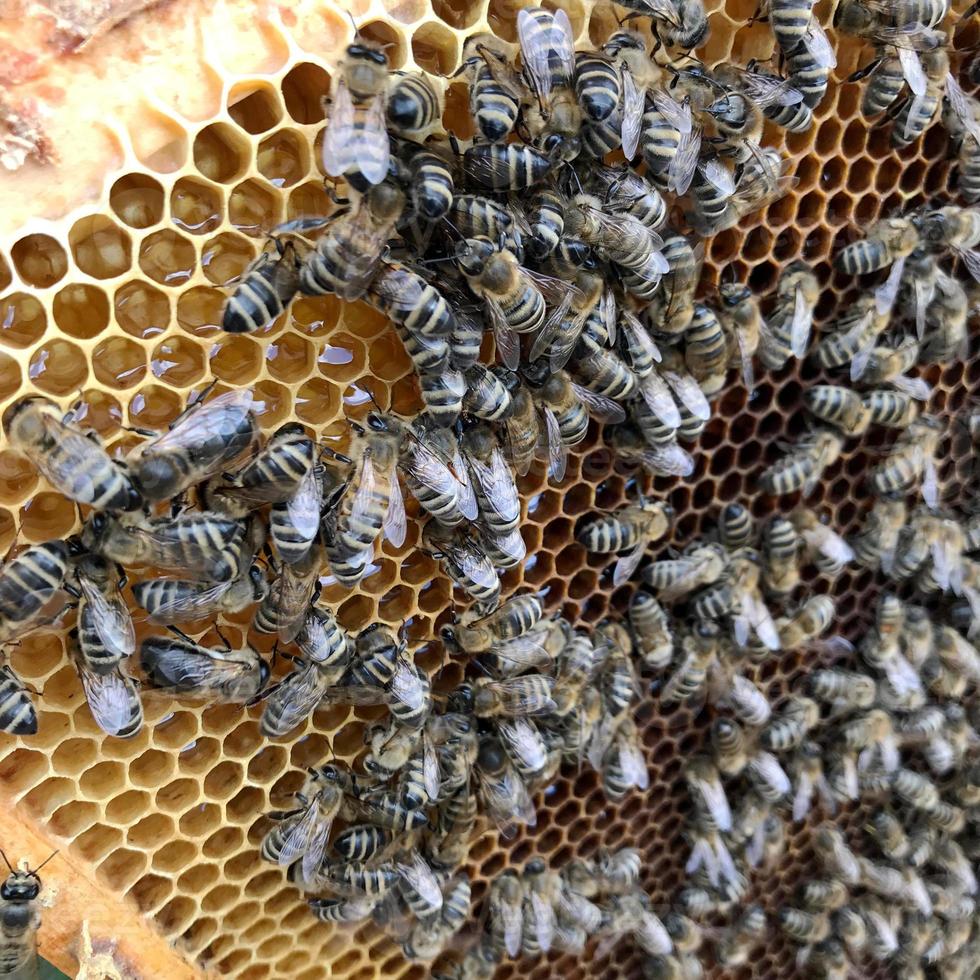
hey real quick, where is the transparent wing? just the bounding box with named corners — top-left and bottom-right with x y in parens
top-left (262, 663), bottom-right (333, 736)
top-left (669, 125), bottom-right (702, 196)
top-left (498, 718), bottom-right (547, 773)
top-left (384, 473), bottom-right (407, 549)
top-left (552, 9), bottom-right (576, 81)
top-left (613, 542), bottom-right (647, 588)
top-left (701, 158), bottom-right (736, 195)
top-left (803, 526), bottom-right (854, 564)
top-left (486, 299), bottom-right (521, 370)
top-left (403, 444), bottom-right (460, 511)
top-left (450, 543), bottom-right (500, 592)
top-left (739, 590), bottom-right (780, 650)
top-left (491, 633), bottom-right (554, 670)
top-left (397, 852), bottom-right (443, 912)
top-left (543, 406), bottom-right (567, 482)
top-left (452, 447), bottom-right (480, 520)
top-left (387, 660), bottom-right (426, 710)
top-left (79, 577), bottom-right (135, 658)
top-left (945, 74), bottom-right (980, 146)
top-left (571, 383), bottom-right (627, 423)
top-left (421, 732), bottom-right (440, 803)
top-left (286, 465), bottom-right (323, 540)
top-left (140, 579), bottom-right (234, 623)
top-left (955, 246), bottom-right (980, 284)
top-left (638, 442), bottom-right (694, 477)
top-left (898, 46), bottom-right (926, 96)
top-left (474, 447), bottom-right (521, 527)
top-left (621, 67), bottom-right (645, 161)
top-left (617, 733), bottom-right (650, 790)
top-left (790, 284), bottom-right (813, 358)
top-left (875, 255), bottom-right (905, 314)
top-left (529, 890), bottom-right (557, 952)
top-left (792, 770), bottom-right (814, 822)
top-left (620, 310), bottom-right (661, 371)
top-left (277, 800), bottom-right (327, 869)
top-left (322, 82), bottom-right (357, 177)
top-left (740, 71), bottom-right (804, 108)
top-left (35, 422), bottom-right (120, 502)
top-left (663, 370), bottom-right (711, 421)
top-left (735, 324), bottom-right (756, 392)
top-left (143, 389), bottom-right (254, 454)
top-left (639, 373), bottom-right (682, 428)
top-left (79, 666), bottom-right (141, 737)
top-left (518, 9), bottom-right (555, 100)
top-left (650, 89), bottom-right (692, 132)
top-left (803, 22), bottom-right (836, 69)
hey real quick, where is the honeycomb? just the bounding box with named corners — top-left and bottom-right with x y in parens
top-left (0, 0), bottom-right (976, 976)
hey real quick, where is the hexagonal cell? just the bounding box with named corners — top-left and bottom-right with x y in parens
top-left (151, 336), bottom-right (207, 387)
top-left (359, 20), bottom-right (407, 68)
top-left (228, 179), bottom-right (282, 237)
top-left (228, 83), bottom-right (284, 134)
top-left (176, 285), bottom-right (226, 337)
top-left (68, 215), bottom-right (132, 279)
top-left (194, 122), bottom-right (252, 183)
top-left (0, 451), bottom-right (37, 505)
top-left (92, 336), bottom-right (147, 390)
top-left (114, 280), bottom-right (170, 340)
top-left (257, 129), bottom-right (310, 188)
top-left (0, 292), bottom-right (47, 348)
top-left (171, 177), bottom-right (224, 235)
top-left (139, 229), bottom-right (196, 285)
top-left (110, 174), bottom-right (166, 229)
top-left (28, 339), bottom-right (88, 395)
top-left (210, 334), bottom-right (263, 383)
top-left (411, 21), bottom-right (458, 74)
top-left (19, 491), bottom-right (76, 540)
top-left (281, 62), bottom-right (330, 124)
top-left (52, 283), bottom-right (111, 339)
top-left (10, 234), bottom-right (68, 288)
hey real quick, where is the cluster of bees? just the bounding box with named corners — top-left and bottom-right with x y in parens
top-left (1, 0), bottom-right (980, 973)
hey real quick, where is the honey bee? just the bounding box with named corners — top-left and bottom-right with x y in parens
top-left (0, 659), bottom-right (37, 736)
top-left (422, 523), bottom-right (500, 606)
top-left (810, 297), bottom-right (889, 376)
top-left (0, 850), bottom-right (56, 979)
top-left (3, 396), bottom-right (141, 512)
top-left (308, 896), bottom-right (378, 924)
top-left (779, 906), bottom-right (830, 944)
top-left (790, 508), bottom-right (855, 570)
top-left (251, 538), bottom-right (324, 644)
top-left (804, 385), bottom-right (871, 437)
top-left (890, 47), bottom-right (950, 148)
top-left (761, 696), bottom-right (820, 751)
top-left (300, 183), bottom-right (406, 300)
top-left (578, 500), bottom-right (673, 586)
top-left (661, 621), bottom-right (718, 707)
top-left (140, 629), bottom-right (269, 703)
top-left (83, 511), bottom-right (253, 583)
top-left (474, 734), bottom-right (535, 836)
top-left (401, 876), bottom-right (471, 962)
top-left (685, 815), bottom-right (738, 890)
top-left (870, 414), bottom-right (943, 506)
top-left (455, 674), bottom-right (556, 719)
top-left (807, 668), bottom-right (875, 713)
top-left (814, 824), bottom-right (861, 883)
top-left (850, 493), bottom-right (906, 573)
top-left (460, 424), bottom-right (521, 537)
top-left (222, 239), bottom-right (302, 334)
top-left (917, 203), bottom-right (980, 280)
top-left (643, 543), bottom-right (728, 603)
top-left (517, 8), bottom-right (581, 160)
top-left (73, 658), bottom-right (143, 738)
top-left (262, 764), bottom-right (344, 881)
top-left (441, 591), bottom-right (545, 656)
top-left (715, 905), bottom-right (766, 967)
top-left (760, 261), bottom-right (820, 368)
top-left (836, 215), bottom-right (920, 275)
top-left (456, 35), bottom-right (522, 144)
top-left (597, 717), bottom-right (649, 801)
top-left (321, 36), bottom-right (390, 189)
top-left (760, 429), bottom-right (844, 497)
top-left (0, 541), bottom-right (68, 645)
top-left (716, 283), bottom-right (763, 390)
top-left (67, 554), bottom-right (134, 675)
top-left (789, 742), bottom-right (835, 821)
top-left (591, 163), bottom-right (669, 231)
top-left (629, 591), bottom-right (674, 672)
top-left (785, 22), bottom-right (836, 108)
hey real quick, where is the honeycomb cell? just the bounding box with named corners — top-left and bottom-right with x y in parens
top-left (210, 335), bottom-right (262, 383)
top-left (50, 283), bottom-right (111, 340)
top-left (229, 84), bottom-right (284, 134)
top-left (110, 174), bottom-right (166, 229)
top-left (10, 234), bottom-right (68, 288)
top-left (359, 20), bottom-right (407, 68)
top-left (68, 216), bottom-right (132, 279)
top-left (151, 335), bottom-right (207, 387)
top-left (29, 339), bottom-right (88, 395)
top-left (0, 292), bottom-right (47, 348)
top-left (281, 63), bottom-right (330, 124)
top-left (229, 179), bottom-right (282, 237)
top-left (19, 491), bottom-right (76, 540)
top-left (171, 177), bottom-right (224, 235)
top-left (412, 21), bottom-right (458, 74)
top-left (139, 229), bottom-right (196, 285)
top-left (257, 129), bottom-right (310, 188)
top-left (92, 336), bottom-right (147, 390)
top-left (0, 450), bottom-right (37, 504)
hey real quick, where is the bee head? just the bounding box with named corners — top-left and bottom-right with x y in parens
top-left (447, 683), bottom-right (474, 714)
top-left (439, 624), bottom-right (461, 651)
top-left (0, 870), bottom-right (40, 902)
top-left (366, 413), bottom-right (389, 434)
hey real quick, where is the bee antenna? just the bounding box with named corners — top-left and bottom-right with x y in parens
top-left (0, 850), bottom-right (11, 873)
top-left (346, 10), bottom-right (360, 40)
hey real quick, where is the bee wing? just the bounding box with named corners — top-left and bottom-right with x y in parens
top-left (613, 541), bottom-right (648, 589)
top-left (142, 389), bottom-right (254, 455)
top-left (791, 769), bottom-right (814, 822)
top-left (452, 447), bottom-right (479, 520)
top-left (479, 766), bottom-right (535, 838)
top-left (849, 333), bottom-right (877, 382)
top-left (286, 464), bottom-right (324, 541)
top-left (32, 420), bottom-right (121, 503)
top-left (451, 542), bottom-right (501, 593)
top-left (637, 442), bottom-right (694, 477)
top-left (485, 299), bottom-right (521, 371)
top-left (278, 800), bottom-right (331, 878)
top-left (897, 46), bottom-right (926, 97)
top-left (740, 72), bottom-right (804, 108)
top-left (403, 443), bottom-right (461, 511)
top-left (621, 67), bottom-right (645, 161)
top-left (875, 255), bottom-right (905, 315)
top-left (650, 88), bottom-right (691, 133)
top-left (324, 88), bottom-right (390, 186)
top-left (668, 124), bottom-right (701, 196)
top-left (656, 556), bottom-right (707, 602)
top-left (662, 369), bottom-right (710, 421)
top-left (911, 279), bottom-right (932, 340)
top-left (736, 590), bottom-right (780, 650)
top-left (384, 473), bottom-right (407, 549)
top-left (803, 22), bottom-right (836, 69)
top-left (616, 732), bottom-right (650, 790)
top-left (789, 285), bottom-right (813, 358)
top-left (803, 526), bottom-right (854, 564)
top-left (140, 579), bottom-right (234, 623)
top-left (262, 662), bottom-right (334, 736)
top-left (531, 292), bottom-right (578, 366)
top-left (644, 0), bottom-right (683, 26)
top-left (752, 751), bottom-right (792, 796)
top-left (79, 577), bottom-right (135, 658)
top-left (954, 245), bottom-right (980, 284)
top-left (476, 447), bottom-right (521, 527)
top-left (518, 9), bottom-right (553, 100)
top-left (945, 74), bottom-right (980, 147)
top-left (528, 889), bottom-right (557, 953)
top-left (397, 852), bottom-right (443, 912)
top-left (701, 158), bottom-right (736, 195)
top-left (600, 287), bottom-right (618, 345)
top-left (322, 82), bottom-right (356, 177)
top-left (541, 406), bottom-right (567, 483)
top-left (79, 666), bottom-right (141, 737)
top-left (920, 452), bottom-right (939, 509)
top-left (498, 718), bottom-right (547, 773)
top-left (570, 383), bottom-right (626, 424)
top-left (497, 895), bottom-right (524, 957)
top-left (421, 732), bottom-right (441, 803)
top-left (387, 660), bottom-right (426, 710)
top-left (735, 324), bottom-right (757, 392)
top-left (490, 633), bottom-right (554, 671)
top-left (620, 310), bottom-right (661, 371)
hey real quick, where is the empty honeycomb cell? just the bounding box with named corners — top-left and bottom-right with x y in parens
top-left (151, 335), bottom-right (207, 386)
top-left (194, 123), bottom-right (252, 183)
top-left (74, 825), bottom-right (124, 866)
top-left (412, 21), bottom-right (459, 74)
top-left (156, 777), bottom-right (203, 814)
top-left (229, 178), bottom-right (282, 237)
top-left (257, 129), bottom-right (309, 188)
top-left (130, 873), bottom-right (175, 914)
top-left (10, 234), bottom-right (68, 289)
top-left (139, 229), bottom-right (197, 285)
top-left (127, 813), bottom-right (176, 851)
top-left (0, 450), bottom-right (37, 504)
top-left (210, 334), bottom-right (263, 383)
top-left (21, 776), bottom-right (76, 819)
top-left (158, 895), bottom-right (198, 936)
top-left (178, 737), bottom-right (222, 776)
top-left (171, 177), bottom-right (225, 235)
top-left (201, 232), bottom-right (257, 287)
top-left (229, 83), bottom-right (285, 135)
top-left (224, 785), bottom-right (266, 825)
top-left (900, 159), bottom-right (926, 193)
top-left (266, 333), bottom-right (315, 382)
top-left (104, 789), bottom-right (152, 826)
top-left (109, 173), bottom-right (166, 229)
top-left (91, 336), bottom-right (148, 390)
top-left (127, 385), bottom-right (182, 431)
top-left (0, 292), bottom-right (47, 348)
top-left (367, 331), bottom-right (412, 383)
top-left (280, 62), bottom-right (330, 125)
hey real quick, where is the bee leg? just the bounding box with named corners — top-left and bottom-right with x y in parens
top-left (166, 625), bottom-right (195, 644)
top-left (122, 425), bottom-right (159, 438)
top-left (62, 582), bottom-right (81, 600)
top-left (115, 565), bottom-right (128, 591)
top-left (847, 59), bottom-right (882, 82)
top-left (212, 622), bottom-right (232, 650)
